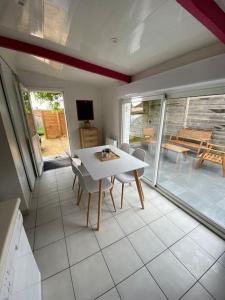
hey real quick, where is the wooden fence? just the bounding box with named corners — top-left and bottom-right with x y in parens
top-left (33, 110), bottom-right (67, 139)
top-left (130, 95), bottom-right (225, 145)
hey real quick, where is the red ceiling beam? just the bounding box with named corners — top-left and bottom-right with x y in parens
top-left (177, 0), bottom-right (225, 44)
top-left (0, 35), bottom-right (131, 83)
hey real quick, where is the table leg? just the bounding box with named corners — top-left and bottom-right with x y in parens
top-left (176, 153), bottom-right (179, 163)
top-left (97, 179), bottom-right (102, 231)
top-left (139, 180), bottom-right (144, 200)
top-left (133, 170), bottom-right (144, 209)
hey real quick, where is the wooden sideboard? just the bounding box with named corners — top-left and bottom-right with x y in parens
top-left (79, 127), bottom-right (99, 148)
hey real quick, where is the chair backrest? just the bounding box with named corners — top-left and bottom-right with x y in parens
top-left (65, 151), bottom-right (73, 163)
top-left (120, 143), bottom-right (130, 153)
top-left (143, 128), bottom-right (155, 138)
top-left (132, 148), bottom-right (146, 177)
top-left (71, 162), bottom-right (87, 191)
top-left (177, 128), bottom-right (212, 141)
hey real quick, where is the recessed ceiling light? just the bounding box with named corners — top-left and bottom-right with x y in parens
top-left (111, 37), bottom-right (118, 44)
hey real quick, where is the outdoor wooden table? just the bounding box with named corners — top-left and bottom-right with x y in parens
top-left (162, 143), bottom-right (190, 162)
top-left (75, 145), bottom-right (148, 230)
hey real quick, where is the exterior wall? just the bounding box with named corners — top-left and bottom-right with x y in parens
top-left (129, 96), bottom-right (225, 145)
top-left (130, 102), bottom-right (149, 137)
top-left (186, 96), bottom-right (225, 145)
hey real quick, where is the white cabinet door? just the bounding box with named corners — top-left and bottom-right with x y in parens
top-left (12, 227), bottom-right (41, 300)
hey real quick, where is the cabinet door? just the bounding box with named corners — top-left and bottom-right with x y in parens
top-left (13, 226), bottom-right (41, 300)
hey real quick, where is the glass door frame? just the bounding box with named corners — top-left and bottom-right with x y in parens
top-left (156, 88), bottom-right (225, 239)
top-left (120, 94), bottom-right (166, 186)
top-left (120, 85), bottom-right (225, 239)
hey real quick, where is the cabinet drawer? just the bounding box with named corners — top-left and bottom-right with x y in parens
top-left (80, 127), bottom-right (99, 148)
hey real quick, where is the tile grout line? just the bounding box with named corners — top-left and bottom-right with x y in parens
top-left (111, 196), bottom-right (221, 299)
top-left (58, 183), bottom-right (77, 300)
top-left (31, 169), bottom-right (225, 300)
top-left (91, 224), bottom-right (123, 300)
top-left (177, 247), bottom-right (225, 300)
top-left (111, 210), bottom-right (170, 300)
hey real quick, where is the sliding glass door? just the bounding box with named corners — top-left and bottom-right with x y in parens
top-left (121, 92), bottom-right (225, 235)
top-left (157, 95), bottom-right (225, 232)
top-left (121, 96), bottom-right (164, 183)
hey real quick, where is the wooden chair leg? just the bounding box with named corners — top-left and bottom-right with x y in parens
top-left (111, 176), bottom-right (115, 190)
top-left (139, 180), bottom-right (144, 200)
top-left (97, 179), bottom-right (103, 231)
top-left (121, 183), bottom-right (124, 209)
top-left (77, 190), bottom-right (83, 206)
top-left (110, 188), bottom-right (116, 212)
top-left (72, 175), bottom-right (76, 189)
top-left (77, 183), bottom-right (80, 204)
top-left (133, 170), bottom-right (144, 209)
top-left (87, 193), bottom-right (92, 226)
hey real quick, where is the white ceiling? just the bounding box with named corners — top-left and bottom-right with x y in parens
top-left (0, 0), bottom-right (220, 85)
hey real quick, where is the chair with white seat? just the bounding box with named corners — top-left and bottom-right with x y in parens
top-left (120, 143), bottom-right (130, 153)
top-left (66, 152), bottom-right (89, 189)
top-left (113, 148), bottom-right (146, 209)
top-left (74, 164), bottom-right (116, 226)
top-left (110, 143), bottom-right (130, 184)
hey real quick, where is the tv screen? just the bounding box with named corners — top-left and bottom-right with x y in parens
top-left (76, 100), bottom-right (94, 121)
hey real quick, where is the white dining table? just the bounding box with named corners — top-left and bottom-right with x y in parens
top-left (74, 145), bottom-right (149, 230)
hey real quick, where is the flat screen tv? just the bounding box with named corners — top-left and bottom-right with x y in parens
top-left (76, 100), bottom-right (94, 121)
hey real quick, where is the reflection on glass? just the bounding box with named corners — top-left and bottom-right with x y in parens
top-left (122, 99), bottom-right (161, 181)
top-left (21, 89), bottom-right (36, 137)
top-left (158, 95), bottom-right (225, 230)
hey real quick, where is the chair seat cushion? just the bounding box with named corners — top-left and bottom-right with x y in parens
top-left (85, 176), bottom-right (112, 193)
top-left (115, 172), bottom-right (135, 183)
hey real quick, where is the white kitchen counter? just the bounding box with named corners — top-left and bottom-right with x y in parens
top-left (0, 198), bottom-right (20, 287)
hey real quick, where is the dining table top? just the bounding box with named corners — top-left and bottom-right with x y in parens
top-left (74, 145), bottom-right (149, 181)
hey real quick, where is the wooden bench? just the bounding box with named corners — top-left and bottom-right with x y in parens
top-left (169, 128), bottom-right (212, 155)
top-left (195, 143), bottom-right (225, 177)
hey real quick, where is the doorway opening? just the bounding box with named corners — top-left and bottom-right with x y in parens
top-left (29, 91), bottom-right (70, 170)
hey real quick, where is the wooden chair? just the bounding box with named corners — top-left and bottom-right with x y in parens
top-left (73, 164), bottom-right (116, 226)
top-left (142, 128), bottom-right (156, 144)
top-left (113, 148), bottom-right (146, 209)
top-left (195, 143), bottom-right (225, 177)
top-left (66, 152), bottom-right (89, 190)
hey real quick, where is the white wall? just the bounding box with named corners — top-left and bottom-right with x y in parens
top-left (119, 53), bottom-right (225, 97)
top-left (18, 71), bottom-right (103, 154)
top-left (101, 53), bottom-right (225, 141)
top-left (133, 42), bottom-right (225, 81)
top-left (101, 84), bottom-right (120, 143)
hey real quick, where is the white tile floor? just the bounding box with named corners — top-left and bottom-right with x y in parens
top-left (24, 166), bottom-right (225, 300)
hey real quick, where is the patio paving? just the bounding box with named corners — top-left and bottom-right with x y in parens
top-left (134, 144), bottom-right (225, 230)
